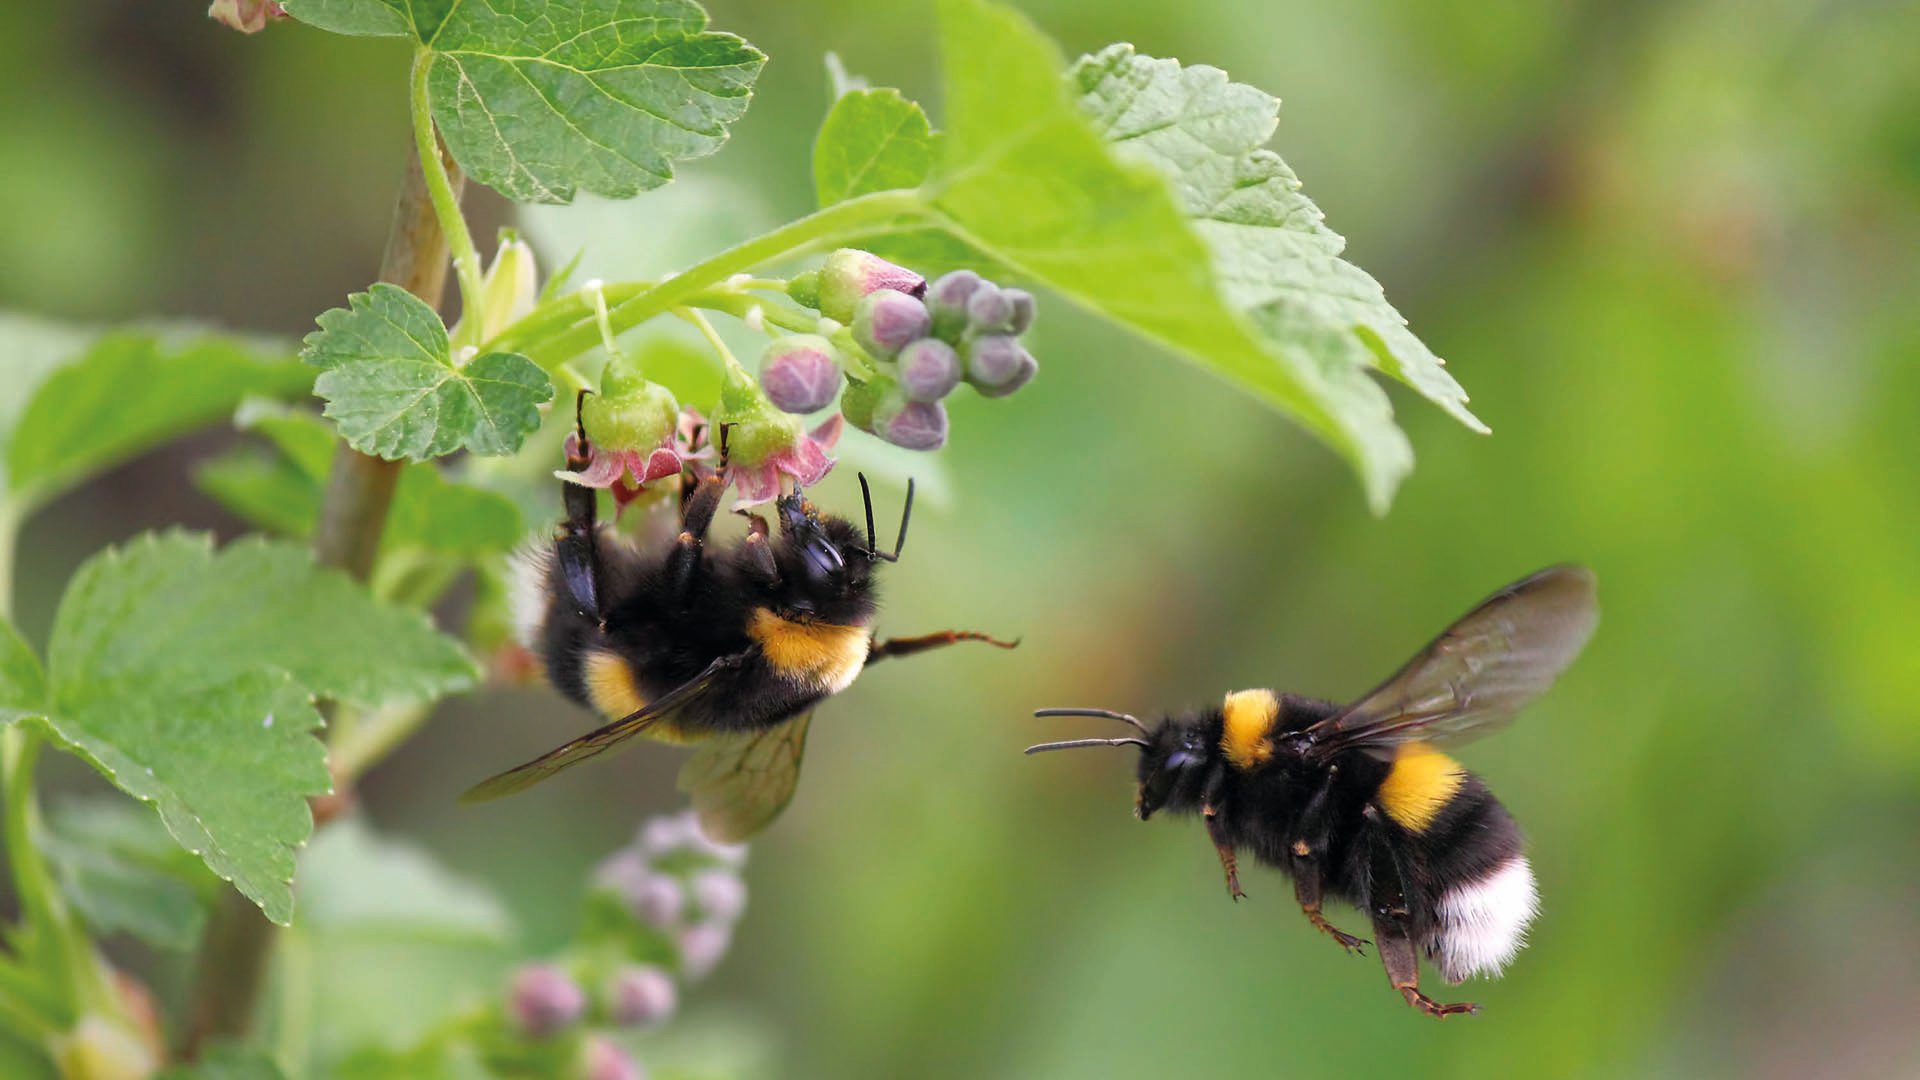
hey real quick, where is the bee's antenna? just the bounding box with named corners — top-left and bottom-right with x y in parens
top-left (1033, 707), bottom-right (1149, 736)
top-left (860, 475), bottom-right (913, 563)
top-left (858, 472), bottom-right (880, 554)
top-left (1024, 737), bottom-right (1150, 755)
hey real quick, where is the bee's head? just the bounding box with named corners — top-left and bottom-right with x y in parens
top-left (1133, 713), bottom-right (1216, 821)
top-left (767, 476), bottom-right (910, 622)
top-left (1025, 707), bottom-right (1217, 820)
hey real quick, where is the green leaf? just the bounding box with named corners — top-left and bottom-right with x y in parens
top-left (304, 284), bottom-right (553, 461)
top-left (297, 817), bottom-right (511, 943)
top-left (814, 88), bottom-right (935, 206)
top-left (0, 317), bottom-right (310, 513)
top-left (34, 532), bottom-right (478, 923)
top-left (44, 799), bottom-right (218, 951)
top-left (156, 1045), bottom-right (288, 1080)
top-left (196, 402), bottom-right (524, 559)
top-left (1070, 44), bottom-right (1481, 437)
top-left (0, 619), bottom-right (43, 725)
top-left (281, 0), bottom-right (765, 204)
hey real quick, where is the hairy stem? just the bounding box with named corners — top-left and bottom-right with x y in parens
top-left (182, 120), bottom-right (467, 1060)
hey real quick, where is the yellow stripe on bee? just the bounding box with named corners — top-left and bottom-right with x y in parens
top-left (1377, 742), bottom-right (1466, 833)
top-left (583, 649), bottom-right (696, 743)
top-left (748, 608), bottom-right (871, 694)
top-left (1220, 689), bottom-right (1281, 770)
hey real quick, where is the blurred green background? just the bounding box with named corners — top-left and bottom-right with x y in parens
top-left (5, 0), bottom-right (1920, 1077)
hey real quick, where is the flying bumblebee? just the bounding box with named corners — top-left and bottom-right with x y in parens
top-left (466, 394), bottom-right (1016, 840)
top-left (1027, 566), bottom-right (1597, 1017)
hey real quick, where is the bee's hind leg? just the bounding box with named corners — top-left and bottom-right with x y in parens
top-left (866, 630), bottom-right (1019, 663)
top-left (1366, 818), bottom-right (1477, 1018)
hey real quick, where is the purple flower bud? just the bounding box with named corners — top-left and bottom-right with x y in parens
top-left (626, 872), bottom-right (687, 931)
top-left (509, 964), bottom-right (586, 1038)
top-left (852, 290), bottom-right (932, 360)
top-left (873, 398), bottom-right (950, 451)
top-left (678, 923), bottom-right (734, 981)
top-left (638, 814), bottom-right (695, 856)
top-left (965, 283), bottom-right (1014, 333)
top-left (896, 338), bottom-right (961, 403)
top-left (1003, 288), bottom-right (1036, 335)
top-left (817, 249), bottom-right (926, 323)
top-left (759, 335), bottom-right (843, 414)
top-left (689, 870), bottom-right (748, 924)
top-left (606, 965), bottom-right (678, 1028)
top-left (593, 850), bottom-right (652, 895)
top-left (925, 270), bottom-right (982, 341)
top-left (964, 335), bottom-right (1037, 395)
top-left (581, 1037), bottom-right (646, 1080)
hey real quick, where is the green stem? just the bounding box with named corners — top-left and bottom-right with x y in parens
top-left (677, 308), bottom-right (746, 378)
top-left (328, 702), bottom-right (432, 785)
top-left (0, 506), bottom-right (15, 623)
top-left (513, 190), bottom-right (926, 367)
top-left (411, 47), bottom-right (484, 344)
top-left (685, 289), bottom-right (818, 336)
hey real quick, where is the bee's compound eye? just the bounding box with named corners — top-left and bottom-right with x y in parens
top-left (1166, 750), bottom-right (1197, 770)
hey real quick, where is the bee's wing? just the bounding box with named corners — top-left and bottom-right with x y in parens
top-left (1303, 566), bottom-right (1597, 760)
top-left (678, 711), bottom-right (813, 844)
top-left (460, 652), bottom-right (747, 803)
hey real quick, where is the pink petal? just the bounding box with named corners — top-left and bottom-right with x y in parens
top-left (729, 464), bottom-right (783, 508)
top-left (775, 436), bottom-right (834, 488)
top-left (808, 412), bottom-right (844, 450)
top-left (636, 447), bottom-right (685, 485)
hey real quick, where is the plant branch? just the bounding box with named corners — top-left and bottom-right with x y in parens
top-left (503, 190), bottom-right (926, 367)
top-left (183, 122), bottom-right (467, 1060)
top-left (412, 47), bottom-right (485, 342)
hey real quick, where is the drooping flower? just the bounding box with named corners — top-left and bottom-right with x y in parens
top-left (726, 414), bottom-right (844, 507)
top-left (452, 230), bottom-right (539, 343)
top-left (208, 0), bottom-right (286, 34)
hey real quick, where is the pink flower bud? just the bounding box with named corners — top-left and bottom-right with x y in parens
top-left (678, 923), bottom-right (734, 981)
top-left (964, 335), bottom-right (1038, 396)
top-left (874, 398), bottom-right (949, 451)
top-left (852, 289), bottom-right (932, 360)
top-left (208, 0), bottom-right (287, 34)
top-left (759, 335), bottom-right (843, 414)
top-left (1003, 288), bottom-right (1036, 335)
top-left (581, 1037), bottom-right (646, 1080)
top-left (606, 965), bottom-right (678, 1028)
top-left (896, 338), bottom-right (961, 402)
top-left (509, 964), bottom-right (586, 1038)
top-left (926, 270), bottom-right (983, 342)
top-left (817, 249), bottom-right (926, 323)
top-left (689, 870), bottom-right (747, 924)
top-left (627, 873), bottom-right (687, 931)
top-left (965, 283), bottom-right (1015, 333)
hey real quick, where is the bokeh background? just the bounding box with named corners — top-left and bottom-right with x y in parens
top-left (5, 0), bottom-right (1920, 1077)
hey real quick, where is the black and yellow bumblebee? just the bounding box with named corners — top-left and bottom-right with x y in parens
top-left (1027, 566), bottom-right (1597, 1017)
top-left (465, 395), bottom-right (1015, 840)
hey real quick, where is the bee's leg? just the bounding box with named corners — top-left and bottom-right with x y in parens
top-left (1202, 809), bottom-right (1247, 902)
top-left (866, 630), bottom-right (1019, 663)
top-left (556, 390), bottom-right (603, 622)
top-left (738, 512), bottom-right (779, 586)
top-left (1287, 767), bottom-right (1367, 951)
top-left (666, 468), bottom-right (728, 601)
top-left (1365, 815), bottom-right (1478, 1018)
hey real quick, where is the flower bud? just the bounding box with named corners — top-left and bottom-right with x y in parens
top-left (716, 366), bottom-right (805, 469)
top-left (678, 923), bottom-right (734, 981)
top-left (925, 270), bottom-right (982, 341)
top-left (1003, 287), bottom-right (1036, 335)
top-left (510, 964), bottom-right (587, 1038)
top-left (786, 269), bottom-right (822, 310)
top-left (873, 398), bottom-right (950, 451)
top-left (838, 374), bottom-right (895, 434)
top-left (638, 813), bottom-right (696, 856)
top-left (689, 869), bottom-right (747, 924)
top-left (627, 872), bottom-right (687, 931)
top-left (209, 0), bottom-right (287, 34)
top-left (759, 335), bottom-right (843, 414)
top-left (581, 370), bottom-right (680, 452)
top-left (964, 335), bottom-right (1038, 396)
top-left (816, 249), bottom-right (925, 323)
top-left (51, 1015), bottom-right (158, 1080)
top-left (581, 1037), bottom-right (646, 1080)
top-left (965, 283), bottom-right (1014, 334)
top-left (605, 965), bottom-right (678, 1028)
top-left (896, 338), bottom-right (961, 402)
top-left (851, 289), bottom-right (932, 360)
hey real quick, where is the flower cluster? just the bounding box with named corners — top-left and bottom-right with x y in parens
top-left (491, 812), bottom-right (749, 1079)
top-left (768, 250), bottom-right (1041, 453)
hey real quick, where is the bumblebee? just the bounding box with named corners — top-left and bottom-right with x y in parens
top-left (1027, 566), bottom-right (1597, 1017)
top-left (466, 396), bottom-right (1016, 840)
